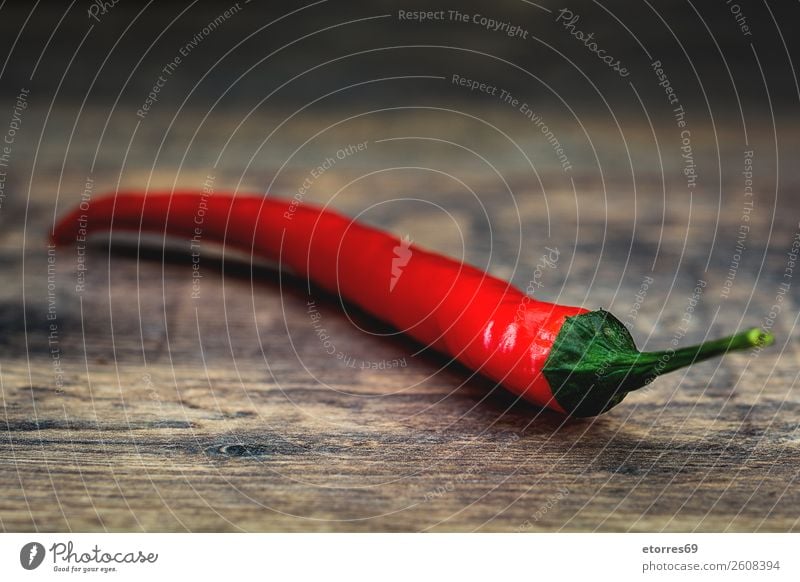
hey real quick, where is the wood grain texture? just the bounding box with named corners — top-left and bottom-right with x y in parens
top-left (1, 106), bottom-right (799, 532)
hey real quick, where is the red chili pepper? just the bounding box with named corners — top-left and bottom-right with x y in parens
top-left (52, 192), bottom-right (774, 416)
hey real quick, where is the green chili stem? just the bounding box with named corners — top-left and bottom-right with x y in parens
top-left (634, 327), bottom-right (774, 377)
top-left (544, 310), bottom-right (777, 416)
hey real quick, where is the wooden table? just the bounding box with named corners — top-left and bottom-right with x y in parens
top-left (1, 105), bottom-right (798, 532)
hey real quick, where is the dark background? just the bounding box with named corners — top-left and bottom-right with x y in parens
top-left (1, 0), bottom-right (797, 112)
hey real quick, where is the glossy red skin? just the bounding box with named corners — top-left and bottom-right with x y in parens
top-left (52, 192), bottom-right (588, 412)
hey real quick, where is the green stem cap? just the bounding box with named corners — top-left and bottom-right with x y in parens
top-left (542, 310), bottom-right (775, 417)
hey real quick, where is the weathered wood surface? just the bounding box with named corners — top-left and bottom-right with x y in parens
top-left (1, 105), bottom-right (798, 532)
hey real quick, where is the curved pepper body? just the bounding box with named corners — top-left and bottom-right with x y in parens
top-left (52, 192), bottom-right (587, 412)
